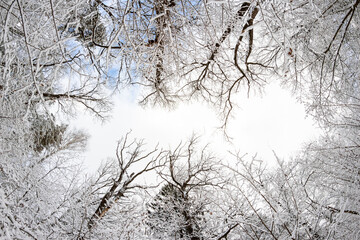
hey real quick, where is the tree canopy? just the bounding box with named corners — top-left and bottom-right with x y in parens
top-left (1, 0), bottom-right (360, 239)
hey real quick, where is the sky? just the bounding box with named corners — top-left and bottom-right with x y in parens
top-left (71, 82), bottom-right (319, 173)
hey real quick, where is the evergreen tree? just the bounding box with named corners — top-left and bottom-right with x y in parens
top-left (147, 183), bottom-right (204, 240)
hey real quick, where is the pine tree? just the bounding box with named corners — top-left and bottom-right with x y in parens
top-left (147, 184), bottom-right (204, 240)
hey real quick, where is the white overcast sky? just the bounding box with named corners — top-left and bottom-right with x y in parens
top-left (71, 82), bottom-right (319, 173)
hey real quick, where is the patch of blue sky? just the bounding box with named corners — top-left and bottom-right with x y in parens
top-left (105, 63), bottom-right (141, 103)
top-left (105, 67), bottom-right (121, 89)
top-left (51, 37), bottom-right (103, 94)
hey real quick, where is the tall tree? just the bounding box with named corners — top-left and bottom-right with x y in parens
top-left (146, 137), bottom-right (228, 240)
